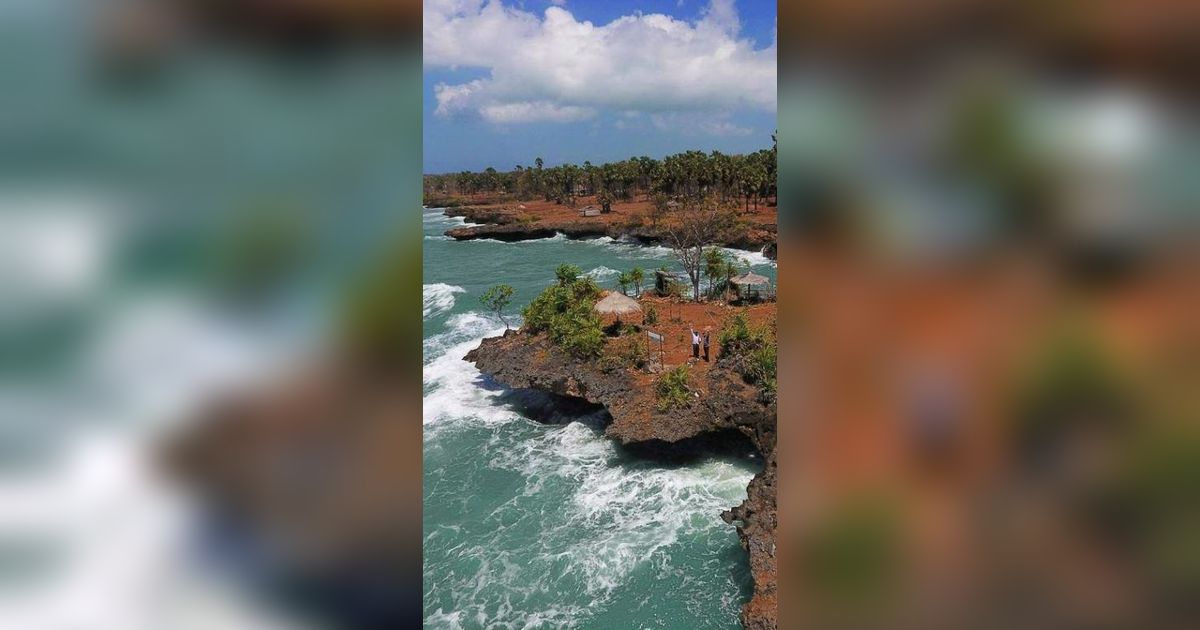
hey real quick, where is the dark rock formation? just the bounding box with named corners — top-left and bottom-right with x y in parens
top-left (444, 206), bottom-right (776, 255)
top-left (465, 331), bottom-right (777, 629)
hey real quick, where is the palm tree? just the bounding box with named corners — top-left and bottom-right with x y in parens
top-left (704, 248), bottom-right (726, 298)
top-left (630, 267), bottom-right (644, 297)
top-left (617, 271), bottom-right (632, 296)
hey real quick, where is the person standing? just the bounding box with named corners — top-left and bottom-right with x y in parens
top-left (703, 330), bottom-right (711, 362)
top-left (690, 326), bottom-right (700, 359)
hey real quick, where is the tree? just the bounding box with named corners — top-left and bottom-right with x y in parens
top-left (598, 189), bottom-right (614, 213)
top-left (629, 267), bottom-right (644, 297)
top-left (664, 198), bottom-right (739, 302)
top-left (617, 271), bottom-right (632, 296)
top-left (480, 284), bottom-right (515, 331)
top-left (522, 272), bottom-right (604, 358)
top-left (722, 259), bottom-right (740, 299)
top-left (650, 193), bottom-right (670, 228)
top-left (555, 263), bottom-right (581, 286)
top-left (704, 248), bottom-right (727, 299)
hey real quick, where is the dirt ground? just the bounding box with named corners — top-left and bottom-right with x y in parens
top-left (609, 293), bottom-right (775, 390)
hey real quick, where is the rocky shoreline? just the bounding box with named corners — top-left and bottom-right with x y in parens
top-left (443, 205), bottom-right (778, 260)
top-left (466, 330), bottom-right (777, 630)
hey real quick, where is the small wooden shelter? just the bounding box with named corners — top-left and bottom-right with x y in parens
top-left (730, 272), bottom-right (772, 302)
top-left (594, 291), bottom-right (643, 321)
top-left (579, 205), bottom-right (602, 217)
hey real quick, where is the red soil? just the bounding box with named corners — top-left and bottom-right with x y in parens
top-left (446, 192), bottom-right (777, 230)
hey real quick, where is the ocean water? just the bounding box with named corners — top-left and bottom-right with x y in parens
top-left (0, 12), bottom-right (422, 625)
top-left (422, 208), bottom-right (776, 628)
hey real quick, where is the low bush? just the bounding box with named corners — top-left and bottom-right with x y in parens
top-left (644, 305), bottom-right (658, 326)
top-left (656, 365), bottom-right (691, 411)
top-left (718, 312), bottom-right (777, 403)
top-left (522, 270), bottom-right (604, 358)
top-left (600, 336), bottom-right (649, 373)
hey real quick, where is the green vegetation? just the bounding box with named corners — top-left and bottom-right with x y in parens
top-left (522, 269), bottom-right (604, 358)
top-left (802, 496), bottom-right (902, 611)
top-left (629, 267), bottom-right (644, 297)
top-left (656, 365), bottom-right (692, 412)
top-left (617, 271), bottom-right (632, 296)
top-left (704, 248), bottom-right (726, 298)
top-left (479, 284), bottom-right (515, 331)
top-left (211, 202), bottom-right (313, 299)
top-left (644, 304), bottom-right (658, 326)
top-left (1012, 323), bottom-right (1133, 457)
top-left (423, 141), bottom-right (777, 212)
top-left (339, 234), bottom-right (421, 364)
top-left (555, 263), bottom-right (582, 286)
top-left (599, 335), bottom-right (650, 373)
top-left (1110, 428), bottom-right (1200, 594)
top-left (718, 312), bottom-right (777, 402)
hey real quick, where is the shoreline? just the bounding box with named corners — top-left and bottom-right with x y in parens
top-left (466, 320), bottom-right (777, 629)
top-left (438, 203), bottom-right (779, 260)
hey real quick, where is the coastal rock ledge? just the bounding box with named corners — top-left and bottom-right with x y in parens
top-left (466, 330), bottom-right (778, 630)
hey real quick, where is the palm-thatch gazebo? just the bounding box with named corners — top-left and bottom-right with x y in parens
top-left (594, 291), bottom-right (643, 330)
top-left (730, 272), bottom-right (772, 302)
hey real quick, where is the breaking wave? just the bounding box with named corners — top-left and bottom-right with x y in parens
top-left (423, 283), bottom-right (466, 319)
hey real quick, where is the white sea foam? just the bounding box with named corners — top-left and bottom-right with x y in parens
top-left (0, 293), bottom-right (314, 630)
top-left (423, 283), bottom-right (466, 319)
top-left (422, 312), bottom-right (514, 432)
top-left (513, 232), bottom-right (567, 243)
top-left (722, 247), bottom-right (776, 269)
top-left (584, 266), bottom-right (620, 281)
top-left (577, 236), bottom-right (675, 260)
top-left (0, 193), bottom-right (118, 320)
top-left (423, 210), bottom-right (480, 228)
top-left (434, 417), bottom-right (748, 624)
top-left (423, 305), bottom-right (755, 627)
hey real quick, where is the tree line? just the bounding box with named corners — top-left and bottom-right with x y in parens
top-left (424, 135), bottom-right (778, 212)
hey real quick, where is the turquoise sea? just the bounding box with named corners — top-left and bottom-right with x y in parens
top-left (422, 207), bottom-right (777, 628)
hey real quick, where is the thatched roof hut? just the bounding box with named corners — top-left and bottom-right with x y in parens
top-left (730, 272), bottom-right (770, 287)
top-left (729, 272), bottom-right (772, 302)
top-left (594, 291), bottom-right (642, 321)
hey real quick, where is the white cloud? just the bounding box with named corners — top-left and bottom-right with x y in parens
top-left (425, 0), bottom-right (775, 125)
top-left (650, 111), bottom-right (754, 136)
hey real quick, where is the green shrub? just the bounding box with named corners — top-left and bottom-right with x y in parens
top-left (555, 263), bottom-right (582, 286)
top-left (656, 365), bottom-right (691, 411)
top-left (339, 235), bottom-right (420, 364)
top-left (718, 312), bottom-right (753, 348)
top-left (644, 305), bottom-right (658, 326)
top-left (600, 336), bottom-right (649, 372)
top-left (522, 271), bottom-right (604, 358)
top-left (718, 312), bottom-right (777, 403)
top-left (1012, 324), bottom-right (1133, 456)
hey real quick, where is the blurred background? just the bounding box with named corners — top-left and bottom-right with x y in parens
top-left (4, 0), bottom-right (1198, 628)
top-left (0, 0), bottom-right (422, 628)
top-left (777, 0), bottom-right (1197, 628)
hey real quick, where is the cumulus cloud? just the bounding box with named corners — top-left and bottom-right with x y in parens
top-left (649, 111), bottom-right (754, 137)
top-left (425, 0), bottom-right (775, 127)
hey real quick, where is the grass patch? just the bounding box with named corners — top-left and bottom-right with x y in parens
top-left (656, 365), bottom-right (691, 411)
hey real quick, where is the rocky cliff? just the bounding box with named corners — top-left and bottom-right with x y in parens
top-left (445, 206), bottom-right (777, 259)
top-left (465, 330), bottom-right (777, 629)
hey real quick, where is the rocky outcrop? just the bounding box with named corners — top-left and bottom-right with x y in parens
top-left (444, 205), bottom-right (526, 225)
top-left (465, 330), bottom-right (777, 629)
top-left (444, 206), bottom-right (776, 255)
top-left (446, 221), bottom-right (610, 241)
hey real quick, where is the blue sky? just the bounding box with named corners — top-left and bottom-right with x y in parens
top-left (423, 0), bottom-right (777, 173)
